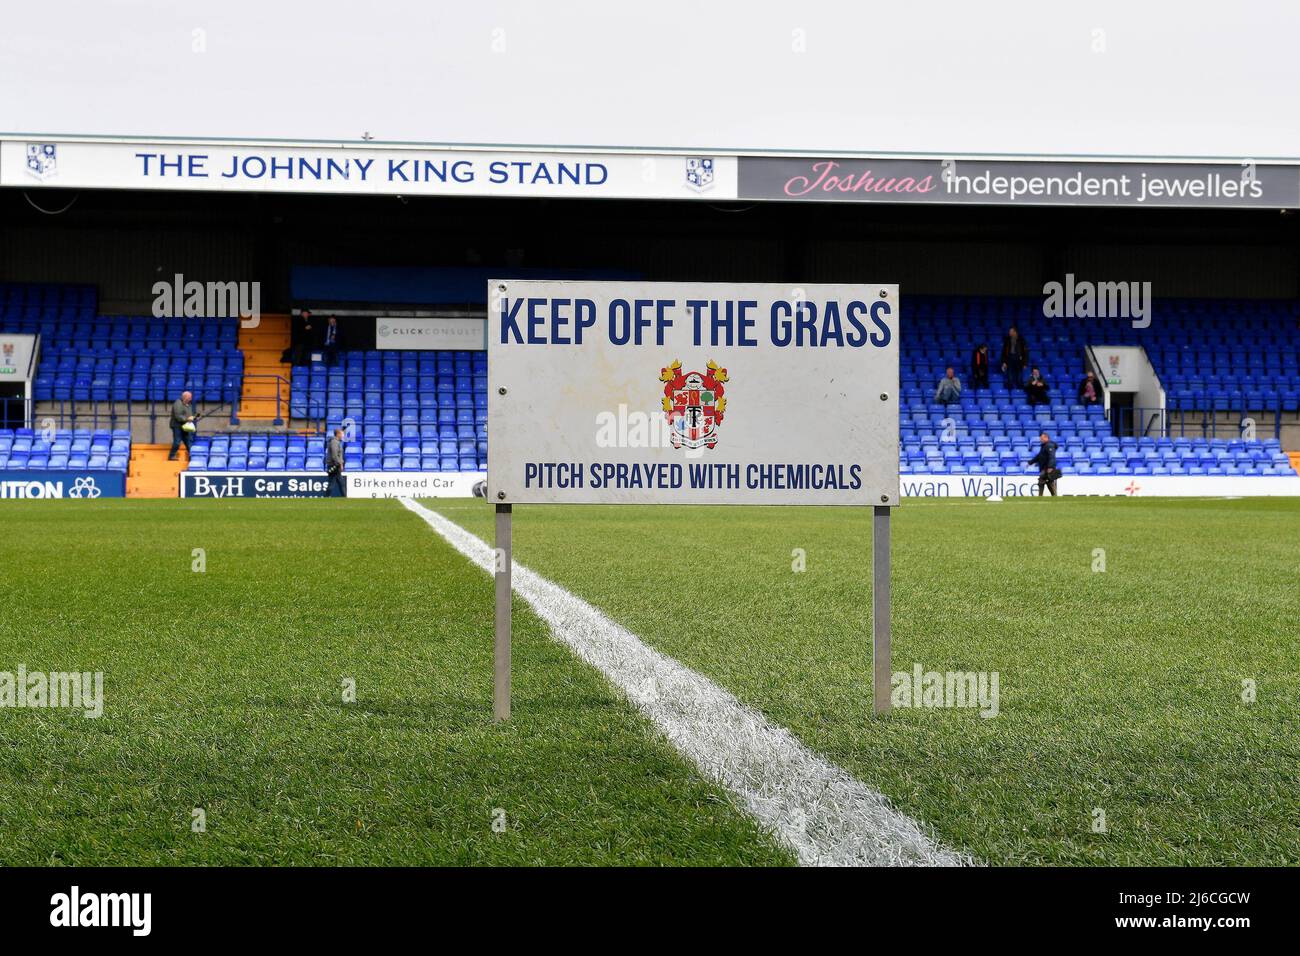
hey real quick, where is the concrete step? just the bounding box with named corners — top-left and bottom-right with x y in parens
top-left (241, 366), bottom-right (289, 382)
top-left (240, 333), bottom-right (289, 350)
top-left (237, 314), bottom-right (294, 427)
top-left (127, 475), bottom-right (182, 497)
top-left (238, 399), bottom-right (286, 420)
top-left (127, 443), bottom-right (187, 498)
top-left (129, 456), bottom-right (186, 478)
top-left (241, 315), bottom-right (290, 334)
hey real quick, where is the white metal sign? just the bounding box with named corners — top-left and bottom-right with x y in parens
top-left (1091, 345), bottom-right (1146, 390)
top-left (0, 141), bottom-right (738, 201)
top-left (0, 333), bottom-right (39, 380)
top-left (376, 317), bottom-right (486, 351)
top-left (487, 281), bottom-right (899, 506)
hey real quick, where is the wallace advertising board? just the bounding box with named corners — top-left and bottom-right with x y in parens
top-left (487, 281), bottom-right (898, 506)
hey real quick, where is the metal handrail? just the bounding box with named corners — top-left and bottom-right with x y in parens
top-left (1141, 410), bottom-right (1163, 438)
top-left (234, 372), bottom-right (295, 426)
top-left (1128, 400), bottom-right (1290, 441)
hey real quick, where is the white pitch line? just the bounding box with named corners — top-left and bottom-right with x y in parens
top-left (399, 497), bottom-right (973, 867)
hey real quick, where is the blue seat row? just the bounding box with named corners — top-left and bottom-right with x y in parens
top-left (0, 455), bottom-right (129, 472)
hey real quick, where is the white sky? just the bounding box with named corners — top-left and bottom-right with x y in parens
top-left (1, 0), bottom-right (1296, 159)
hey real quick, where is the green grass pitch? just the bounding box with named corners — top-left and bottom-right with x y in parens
top-left (0, 500), bottom-right (790, 866)
top-left (1, 496), bottom-right (1296, 865)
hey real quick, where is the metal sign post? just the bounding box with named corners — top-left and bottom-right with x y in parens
top-left (872, 504), bottom-right (891, 715)
top-left (494, 503), bottom-right (512, 722)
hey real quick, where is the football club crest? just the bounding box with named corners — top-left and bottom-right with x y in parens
top-left (25, 143), bottom-right (58, 181)
top-left (659, 359), bottom-right (729, 449)
top-left (684, 157), bottom-right (714, 192)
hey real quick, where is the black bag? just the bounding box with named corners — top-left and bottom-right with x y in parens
top-left (1047, 468), bottom-right (1063, 482)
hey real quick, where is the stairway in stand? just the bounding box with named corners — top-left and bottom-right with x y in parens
top-left (127, 443), bottom-right (187, 498)
top-left (237, 314), bottom-right (292, 423)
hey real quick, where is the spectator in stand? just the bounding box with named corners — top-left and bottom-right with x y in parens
top-left (1027, 432), bottom-right (1060, 496)
top-left (168, 389), bottom-right (197, 461)
top-left (290, 310), bottom-right (315, 366)
top-left (1025, 367), bottom-right (1049, 406)
top-left (970, 343), bottom-right (990, 389)
top-left (322, 315), bottom-right (342, 367)
top-left (1077, 370), bottom-right (1103, 405)
top-left (999, 326), bottom-right (1028, 390)
top-left (934, 366), bottom-right (962, 406)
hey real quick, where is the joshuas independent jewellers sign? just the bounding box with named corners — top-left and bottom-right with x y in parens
top-left (3, 141), bottom-right (1296, 207)
top-left (738, 156), bottom-right (1300, 208)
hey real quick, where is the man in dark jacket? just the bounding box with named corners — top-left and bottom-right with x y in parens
top-left (290, 310), bottom-right (315, 366)
top-left (1077, 370), bottom-right (1102, 405)
top-left (999, 326), bottom-right (1028, 390)
top-left (168, 390), bottom-right (196, 461)
top-left (325, 427), bottom-right (346, 497)
top-left (970, 343), bottom-right (990, 389)
top-left (1024, 367), bottom-right (1050, 406)
top-left (1027, 432), bottom-right (1060, 496)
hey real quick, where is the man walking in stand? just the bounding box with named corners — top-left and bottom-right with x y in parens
top-left (326, 426), bottom-right (346, 497)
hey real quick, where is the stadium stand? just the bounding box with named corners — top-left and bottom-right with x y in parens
top-left (0, 283), bottom-right (243, 405)
top-left (4, 283), bottom-right (1296, 481)
top-left (0, 285), bottom-right (133, 475)
top-left (187, 431), bottom-right (317, 472)
top-left (172, 346), bottom-right (490, 475)
top-left (270, 349), bottom-right (489, 472)
top-left (31, 317), bottom-right (242, 404)
top-left (900, 295), bottom-right (1298, 477)
top-left (0, 282), bottom-right (96, 322)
